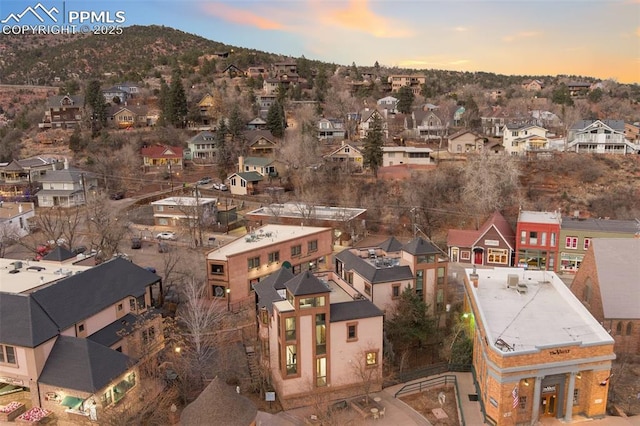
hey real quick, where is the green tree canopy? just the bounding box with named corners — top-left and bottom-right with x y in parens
top-left (385, 288), bottom-right (435, 355)
top-left (266, 100), bottom-right (286, 138)
top-left (85, 79), bottom-right (108, 132)
top-left (552, 83), bottom-right (575, 107)
top-left (362, 114), bottom-right (384, 178)
top-left (167, 69), bottom-right (188, 127)
top-left (397, 86), bottom-right (415, 114)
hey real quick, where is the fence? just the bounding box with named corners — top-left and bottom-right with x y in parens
top-left (394, 374), bottom-right (466, 425)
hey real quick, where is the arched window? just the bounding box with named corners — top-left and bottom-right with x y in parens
top-left (616, 322), bottom-right (623, 335)
top-left (626, 322), bottom-right (633, 336)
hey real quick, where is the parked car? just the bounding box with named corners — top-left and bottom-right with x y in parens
top-left (197, 177), bottom-right (212, 185)
top-left (213, 182), bottom-right (228, 191)
top-left (131, 237), bottom-right (142, 249)
top-left (156, 232), bottom-right (176, 241)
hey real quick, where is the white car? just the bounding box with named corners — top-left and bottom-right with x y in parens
top-left (156, 232), bottom-right (177, 241)
top-left (213, 182), bottom-right (228, 191)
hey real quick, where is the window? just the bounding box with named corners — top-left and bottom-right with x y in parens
top-left (248, 256), bottom-right (260, 270)
top-left (366, 351), bottom-right (378, 366)
top-left (416, 270), bottom-right (424, 296)
top-left (347, 322), bottom-right (358, 341)
top-left (211, 264), bottom-right (224, 275)
top-left (316, 357), bottom-right (327, 387)
top-left (285, 317), bottom-right (296, 341)
top-left (520, 231), bottom-right (526, 244)
top-left (78, 323), bottom-right (85, 333)
top-left (437, 267), bottom-right (445, 285)
top-left (436, 288), bottom-right (444, 312)
top-left (308, 240), bottom-right (318, 253)
top-left (487, 249), bottom-right (509, 264)
top-left (566, 237), bottom-right (578, 249)
top-left (460, 251), bottom-right (470, 261)
top-left (583, 238), bottom-right (592, 250)
top-left (129, 298), bottom-right (136, 311)
top-left (529, 231), bottom-right (538, 245)
top-left (316, 314), bottom-right (326, 355)
top-left (299, 296), bottom-right (325, 309)
top-left (291, 245), bottom-right (302, 257)
top-left (101, 389), bottom-right (113, 407)
top-left (392, 284), bottom-right (401, 299)
top-left (551, 233), bottom-right (556, 247)
top-left (268, 251), bottom-right (280, 264)
top-left (616, 322), bottom-right (623, 335)
top-left (541, 232), bottom-right (547, 246)
top-left (286, 345), bottom-right (297, 374)
top-left (626, 322), bottom-right (633, 336)
top-left (142, 326), bottom-right (156, 344)
top-left (117, 303), bottom-right (123, 311)
top-left (0, 344), bottom-right (16, 365)
top-left (573, 389), bottom-right (579, 405)
top-left (364, 283), bottom-right (371, 295)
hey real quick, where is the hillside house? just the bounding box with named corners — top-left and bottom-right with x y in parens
top-left (502, 123), bottom-right (549, 156)
top-left (567, 120), bottom-right (638, 155)
top-left (243, 130), bottom-right (278, 156)
top-left (382, 146), bottom-right (434, 167)
top-left (447, 130), bottom-right (486, 154)
top-left (324, 142), bottom-right (364, 172)
top-left (388, 74), bottom-right (426, 95)
top-left (0, 157), bottom-right (64, 199)
top-left (39, 95), bottom-right (84, 129)
top-left (185, 131), bottom-right (217, 162)
top-left (447, 211), bottom-right (515, 266)
top-left (317, 118), bottom-right (346, 141)
top-left (140, 145), bottom-right (184, 170)
top-left (377, 96), bottom-right (399, 114)
top-left (36, 162), bottom-right (98, 208)
top-left (151, 196), bottom-right (218, 227)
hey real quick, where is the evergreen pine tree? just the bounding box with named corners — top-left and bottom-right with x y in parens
top-left (397, 86), bottom-right (415, 114)
top-left (363, 114), bottom-right (384, 178)
top-left (158, 79), bottom-right (170, 126)
top-left (85, 79), bottom-right (108, 132)
top-left (169, 69), bottom-right (188, 127)
top-left (227, 104), bottom-right (245, 139)
top-left (266, 101), bottom-right (285, 138)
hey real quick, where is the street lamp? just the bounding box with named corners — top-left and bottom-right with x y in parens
top-left (226, 287), bottom-right (231, 311)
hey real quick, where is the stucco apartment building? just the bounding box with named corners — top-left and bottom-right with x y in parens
top-left (206, 224), bottom-right (333, 306)
top-left (0, 257), bottom-right (164, 423)
top-left (253, 268), bottom-right (383, 409)
top-left (570, 239), bottom-right (640, 356)
top-left (463, 267), bottom-right (615, 426)
top-left (333, 237), bottom-right (449, 316)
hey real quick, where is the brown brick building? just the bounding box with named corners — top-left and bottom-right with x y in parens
top-left (463, 267), bottom-right (615, 425)
top-left (569, 238), bottom-right (640, 356)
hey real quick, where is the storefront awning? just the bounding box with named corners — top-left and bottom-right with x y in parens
top-left (60, 396), bottom-right (84, 410)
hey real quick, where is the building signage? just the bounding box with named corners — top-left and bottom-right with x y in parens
top-left (0, 377), bottom-right (24, 385)
top-left (484, 239), bottom-right (500, 247)
top-left (542, 385), bottom-right (556, 393)
top-left (265, 391), bottom-right (276, 402)
top-left (549, 348), bottom-right (570, 356)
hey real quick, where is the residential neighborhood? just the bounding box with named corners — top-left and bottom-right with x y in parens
top-left (0, 22), bottom-right (638, 426)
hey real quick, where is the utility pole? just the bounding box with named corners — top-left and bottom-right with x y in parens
top-left (81, 173), bottom-right (88, 204)
top-left (168, 163), bottom-right (173, 191)
top-left (194, 183), bottom-right (203, 246)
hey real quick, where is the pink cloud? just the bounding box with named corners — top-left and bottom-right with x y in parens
top-left (322, 0), bottom-right (413, 38)
top-left (200, 2), bottom-right (284, 30)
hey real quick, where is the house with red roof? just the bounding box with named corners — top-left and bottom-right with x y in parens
top-left (447, 211), bottom-right (515, 266)
top-left (140, 145), bottom-right (184, 171)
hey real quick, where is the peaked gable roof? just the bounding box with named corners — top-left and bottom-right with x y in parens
top-left (47, 95), bottom-right (84, 108)
top-left (37, 167), bottom-right (92, 183)
top-left (0, 293), bottom-right (59, 347)
top-left (38, 335), bottom-right (132, 393)
top-left (474, 211), bottom-right (515, 249)
top-left (335, 249), bottom-right (414, 284)
top-left (244, 157), bottom-right (275, 167)
top-left (325, 143), bottom-right (363, 158)
top-left (571, 119), bottom-right (625, 133)
top-left (231, 171), bottom-right (264, 182)
top-left (140, 145), bottom-right (183, 159)
top-left (402, 237), bottom-right (444, 256)
top-left (31, 258), bottom-right (159, 330)
top-left (3, 159), bottom-right (24, 172)
top-left (42, 246), bottom-right (75, 262)
top-left (188, 131), bottom-right (216, 143)
top-left (253, 267), bottom-right (295, 313)
top-left (591, 238), bottom-right (640, 319)
top-left (378, 236), bottom-right (404, 253)
top-left (285, 270), bottom-right (329, 296)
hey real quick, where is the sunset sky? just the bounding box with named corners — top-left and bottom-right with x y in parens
top-left (2, 0), bottom-right (639, 83)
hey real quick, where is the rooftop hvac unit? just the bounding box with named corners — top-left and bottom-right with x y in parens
top-left (507, 274), bottom-right (519, 288)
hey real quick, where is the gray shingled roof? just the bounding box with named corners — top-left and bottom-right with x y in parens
top-left (0, 293), bottom-right (59, 347)
top-left (244, 157), bottom-right (274, 167)
top-left (253, 267), bottom-right (294, 313)
top-left (335, 250), bottom-right (414, 284)
top-left (285, 270), bottom-right (330, 296)
top-left (330, 299), bottom-right (383, 322)
top-left (378, 236), bottom-right (404, 253)
top-left (235, 171), bottom-right (263, 182)
top-left (31, 258), bottom-right (159, 330)
top-left (38, 336), bottom-right (132, 393)
top-left (42, 246), bottom-right (75, 262)
top-left (561, 217), bottom-right (640, 234)
top-left (571, 119), bottom-right (625, 132)
top-left (402, 237), bottom-right (444, 256)
top-left (87, 313), bottom-right (139, 348)
top-left (591, 239), bottom-right (640, 319)
top-left (38, 167), bottom-right (91, 183)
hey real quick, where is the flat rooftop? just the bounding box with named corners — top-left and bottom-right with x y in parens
top-left (246, 203), bottom-right (366, 222)
top-left (518, 210), bottom-right (562, 225)
top-left (0, 258), bottom-right (93, 294)
top-left (465, 267), bottom-right (613, 355)
top-left (561, 217), bottom-right (640, 233)
top-left (151, 196), bottom-right (217, 206)
top-left (207, 224), bottom-right (331, 261)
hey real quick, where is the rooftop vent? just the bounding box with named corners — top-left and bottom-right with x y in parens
top-left (507, 274), bottom-right (519, 289)
top-left (517, 283), bottom-right (528, 294)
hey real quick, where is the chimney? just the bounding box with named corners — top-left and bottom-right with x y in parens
top-left (238, 156), bottom-right (244, 173)
top-left (64, 157), bottom-right (69, 170)
top-left (470, 266), bottom-right (479, 289)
